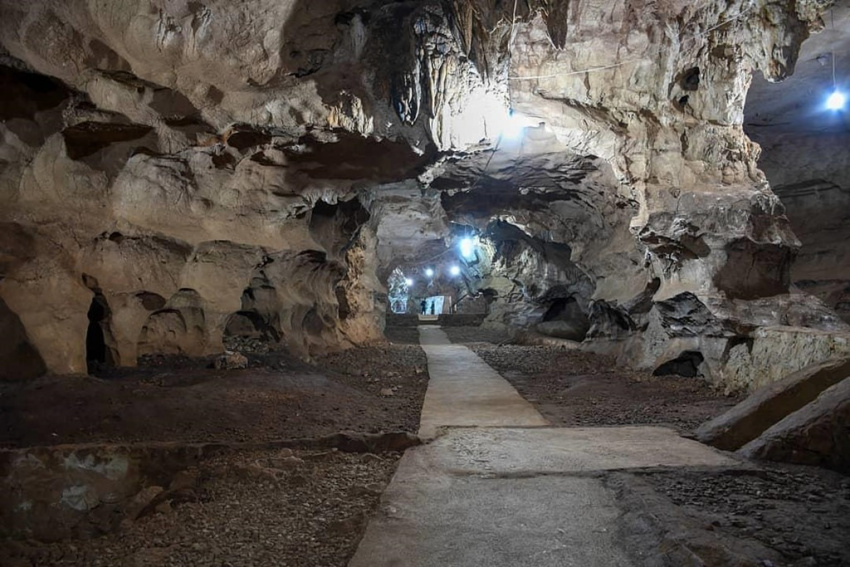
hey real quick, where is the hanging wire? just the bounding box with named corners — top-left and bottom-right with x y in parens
top-left (832, 8), bottom-right (837, 88)
top-left (468, 0), bottom-right (520, 192)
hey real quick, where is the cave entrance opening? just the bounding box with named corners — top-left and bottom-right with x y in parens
top-left (86, 293), bottom-right (114, 374)
top-left (423, 295), bottom-right (448, 315)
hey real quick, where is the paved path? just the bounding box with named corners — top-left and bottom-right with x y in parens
top-left (417, 326), bottom-right (548, 440)
top-left (349, 327), bottom-right (737, 567)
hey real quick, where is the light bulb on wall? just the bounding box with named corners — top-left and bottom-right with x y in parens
top-left (459, 238), bottom-right (475, 259)
top-left (826, 90), bottom-right (846, 110)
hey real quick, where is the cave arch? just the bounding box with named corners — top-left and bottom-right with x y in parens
top-left (137, 289), bottom-right (208, 357)
top-left (224, 310), bottom-right (281, 342)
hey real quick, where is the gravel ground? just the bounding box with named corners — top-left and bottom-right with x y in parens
top-left (451, 337), bottom-right (740, 433)
top-left (1, 447), bottom-right (400, 567)
top-left (440, 326), bottom-right (513, 345)
top-left (383, 326), bottom-right (421, 345)
top-left (624, 464), bottom-right (850, 566)
top-left (0, 345), bottom-right (428, 447)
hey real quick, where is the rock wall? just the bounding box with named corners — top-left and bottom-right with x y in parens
top-left (0, 62), bottom-right (388, 375)
top-left (744, 0), bottom-right (850, 322)
top-left (757, 135), bottom-right (850, 323)
top-left (0, 0), bottom-right (846, 389)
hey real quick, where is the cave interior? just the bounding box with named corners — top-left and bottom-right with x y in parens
top-left (0, 0), bottom-right (849, 565)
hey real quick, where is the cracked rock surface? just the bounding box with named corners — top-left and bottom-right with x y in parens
top-left (0, 0), bottom-right (847, 394)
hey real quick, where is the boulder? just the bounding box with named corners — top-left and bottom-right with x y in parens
top-left (738, 377), bottom-right (850, 473)
top-left (536, 320), bottom-right (588, 342)
top-left (213, 351), bottom-right (248, 370)
top-left (695, 357), bottom-right (850, 450)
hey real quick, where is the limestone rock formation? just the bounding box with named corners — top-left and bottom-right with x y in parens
top-left (695, 357), bottom-right (850, 450)
top-left (739, 376), bottom-right (850, 473)
top-left (0, 0), bottom-right (847, 392)
top-left (746, 1), bottom-right (850, 323)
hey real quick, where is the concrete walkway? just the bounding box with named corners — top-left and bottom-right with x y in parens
top-left (417, 326), bottom-right (548, 440)
top-left (349, 327), bottom-right (737, 567)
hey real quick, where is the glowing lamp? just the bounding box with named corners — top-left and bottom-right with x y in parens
top-left (826, 90), bottom-right (846, 110)
top-left (425, 268), bottom-right (434, 277)
top-left (460, 238), bottom-right (475, 259)
top-left (404, 278), bottom-right (413, 286)
top-left (449, 266), bottom-right (461, 276)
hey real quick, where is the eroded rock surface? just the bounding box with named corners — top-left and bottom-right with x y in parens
top-left (0, 0), bottom-right (846, 390)
top-left (746, 1), bottom-right (850, 323)
top-left (739, 376), bottom-right (850, 473)
top-left (696, 357), bottom-right (850, 450)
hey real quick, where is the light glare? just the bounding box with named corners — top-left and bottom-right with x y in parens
top-left (460, 238), bottom-right (475, 259)
top-left (450, 265), bottom-right (461, 276)
top-left (501, 113), bottom-right (526, 140)
top-left (404, 278), bottom-right (413, 286)
top-left (826, 90), bottom-right (846, 110)
top-left (425, 268), bottom-right (434, 277)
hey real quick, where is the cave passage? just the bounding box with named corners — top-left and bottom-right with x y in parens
top-left (85, 294), bottom-right (113, 374)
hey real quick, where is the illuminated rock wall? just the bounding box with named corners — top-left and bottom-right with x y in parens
top-left (1, 0), bottom-right (846, 389)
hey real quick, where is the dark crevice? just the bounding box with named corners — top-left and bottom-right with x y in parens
top-left (86, 293), bottom-right (115, 374)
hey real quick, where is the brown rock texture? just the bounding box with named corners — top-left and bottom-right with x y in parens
top-left (739, 376), bottom-right (850, 473)
top-left (0, 0), bottom-right (846, 390)
top-left (695, 357), bottom-right (850, 450)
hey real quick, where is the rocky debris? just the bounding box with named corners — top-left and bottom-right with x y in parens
top-left (327, 431), bottom-right (420, 454)
top-left (739, 377), bottom-right (850, 473)
top-left (440, 326), bottom-right (513, 345)
top-left (383, 326), bottom-right (422, 345)
top-left (696, 357), bottom-right (850, 450)
top-left (0, 432), bottom-right (417, 545)
top-left (536, 320), bottom-right (588, 341)
top-left (463, 336), bottom-right (739, 432)
top-left (468, 343), bottom-right (618, 377)
top-left (0, 448), bottom-right (401, 567)
top-left (629, 466), bottom-right (850, 567)
top-left (222, 335), bottom-right (271, 355)
top-left (314, 344), bottom-right (427, 386)
top-left (125, 486), bottom-right (165, 522)
top-left (0, 344), bottom-right (429, 448)
top-left (212, 351), bottom-right (248, 370)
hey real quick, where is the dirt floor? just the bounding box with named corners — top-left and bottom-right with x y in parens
top-left (0, 344), bottom-right (428, 448)
top-left (1, 447), bottom-right (400, 567)
top-left (442, 327), bottom-right (850, 566)
top-left (610, 463), bottom-right (850, 567)
top-left (442, 327), bottom-right (742, 433)
top-left (1, 336), bottom-right (426, 567)
top-left (3, 325), bottom-right (849, 567)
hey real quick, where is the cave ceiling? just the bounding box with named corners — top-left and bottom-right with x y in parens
top-left (1, 0), bottom-right (849, 381)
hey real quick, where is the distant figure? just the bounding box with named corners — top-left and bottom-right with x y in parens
top-left (420, 299), bottom-right (427, 314)
top-left (430, 301), bottom-right (435, 315)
